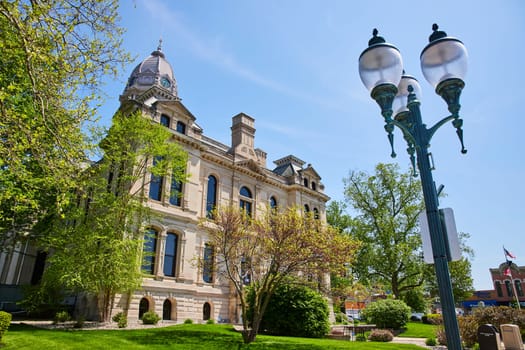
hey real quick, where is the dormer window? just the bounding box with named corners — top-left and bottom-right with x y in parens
top-left (160, 114), bottom-right (170, 128)
top-left (176, 121), bottom-right (186, 134)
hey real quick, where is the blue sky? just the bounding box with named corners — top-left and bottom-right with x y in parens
top-left (99, 0), bottom-right (524, 291)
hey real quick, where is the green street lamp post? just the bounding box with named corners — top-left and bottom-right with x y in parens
top-left (358, 24), bottom-right (468, 350)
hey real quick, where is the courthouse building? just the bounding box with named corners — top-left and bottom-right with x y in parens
top-left (0, 45), bottom-right (330, 323)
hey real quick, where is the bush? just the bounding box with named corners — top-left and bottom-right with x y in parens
top-left (425, 337), bottom-right (437, 346)
top-left (184, 318), bottom-right (193, 324)
top-left (74, 316), bottom-right (85, 329)
top-left (206, 319), bottom-right (215, 324)
top-left (368, 329), bottom-right (394, 342)
top-left (0, 311), bottom-right (12, 343)
top-left (246, 281), bottom-right (330, 338)
top-left (361, 299), bottom-right (411, 329)
top-left (53, 310), bottom-right (70, 324)
top-left (423, 313), bottom-right (443, 325)
top-left (334, 312), bottom-right (349, 325)
top-left (112, 312), bottom-right (128, 328)
top-left (142, 311), bottom-right (160, 325)
top-left (436, 325), bottom-right (447, 346)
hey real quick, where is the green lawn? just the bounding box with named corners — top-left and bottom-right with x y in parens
top-left (2, 323), bottom-right (426, 350)
top-left (398, 321), bottom-right (437, 339)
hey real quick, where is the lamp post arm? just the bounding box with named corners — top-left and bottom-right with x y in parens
top-left (427, 115), bottom-right (456, 141)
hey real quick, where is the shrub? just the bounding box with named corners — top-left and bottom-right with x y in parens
top-left (246, 281), bottom-right (330, 338)
top-left (425, 337), bottom-right (437, 346)
top-left (74, 316), bottom-right (85, 329)
top-left (142, 311), bottom-right (160, 325)
top-left (368, 329), bottom-right (394, 342)
top-left (436, 325), bottom-right (447, 346)
top-left (112, 312), bottom-right (128, 328)
top-left (0, 311), bottom-right (12, 343)
top-left (423, 313), bottom-right (443, 325)
top-left (361, 299), bottom-right (411, 329)
top-left (335, 312), bottom-right (350, 324)
top-left (184, 318), bottom-right (193, 324)
top-left (206, 319), bottom-right (215, 324)
top-left (53, 310), bottom-right (70, 324)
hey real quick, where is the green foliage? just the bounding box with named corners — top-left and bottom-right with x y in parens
top-left (206, 319), bottom-right (215, 325)
top-left (425, 337), bottom-right (437, 346)
top-left (53, 311), bottom-right (71, 324)
top-left (368, 329), bottom-right (394, 342)
top-left (400, 288), bottom-right (428, 313)
top-left (112, 312), bottom-right (128, 328)
top-left (74, 316), bottom-right (85, 329)
top-left (334, 312), bottom-right (350, 325)
top-left (246, 281), bottom-right (330, 338)
top-left (397, 321), bottom-right (437, 338)
top-left (142, 311), bottom-right (160, 325)
top-left (184, 318), bottom-right (193, 324)
top-left (0, 0), bottom-right (129, 251)
top-left (0, 311), bottom-right (12, 342)
top-left (422, 314), bottom-right (442, 325)
top-left (361, 299), bottom-right (411, 329)
top-left (201, 205), bottom-right (359, 344)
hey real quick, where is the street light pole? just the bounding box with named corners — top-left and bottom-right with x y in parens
top-left (358, 24), bottom-right (468, 350)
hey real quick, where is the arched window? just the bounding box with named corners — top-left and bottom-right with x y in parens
top-left (505, 280), bottom-right (513, 297)
top-left (313, 208), bottom-right (319, 219)
top-left (142, 229), bottom-right (158, 274)
top-left (269, 196), bottom-right (277, 210)
top-left (311, 181), bottom-right (317, 191)
top-left (239, 186), bottom-right (253, 217)
top-left (163, 233), bottom-right (178, 277)
top-left (163, 299), bottom-right (172, 320)
top-left (206, 175), bottom-right (217, 218)
top-left (495, 281), bottom-right (503, 297)
top-left (139, 298), bottom-right (149, 319)
top-left (203, 243), bottom-right (214, 283)
top-left (304, 204), bottom-right (310, 213)
top-left (176, 121), bottom-right (186, 134)
top-left (160, 114), bottom-right (170, 128)
top-left (149, 156), bottom-right (164, 201)
top-left (203, 302), bottom-right (211, 321)
top-left (303, 178), bottom-right (309, 187)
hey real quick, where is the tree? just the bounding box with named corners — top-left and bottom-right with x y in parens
top-left (33, 111), bottom-right (188, 322)
top-left (200, 205), bottom-right (359, 344)
top-left (0, 0), bottom-right (129, 250)
top-left (425, 232), bottom-right (475, 302)
top-left (343, 163), bottom-right (425, 298)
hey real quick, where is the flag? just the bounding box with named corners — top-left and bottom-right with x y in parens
top-left (504, 267), bottom-right (512, 277)
top-left (504, 247), bottom-right (516, 259)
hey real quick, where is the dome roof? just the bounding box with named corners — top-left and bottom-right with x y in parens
top-left (123, 41), bottom-right (178, 97)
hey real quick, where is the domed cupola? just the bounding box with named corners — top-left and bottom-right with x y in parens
top-left (123, 40), bottom-right (178, 98)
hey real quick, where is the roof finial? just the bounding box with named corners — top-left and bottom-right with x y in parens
top-left (157, 37), bottom-right (163, 51)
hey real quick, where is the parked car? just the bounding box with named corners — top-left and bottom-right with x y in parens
top-left (410, 312), bottom-right (424, 321)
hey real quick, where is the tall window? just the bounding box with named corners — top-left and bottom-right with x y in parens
top-left (239, 186), bottom-right (253, 217)
top-left (203, 243), bottom-right (214, 283)
top-left (142, 229), bottom-right (158, 274)
top-left (303, 178), bottom-right (309, 187)
top-left (160, 114), bottom-right (170, 128)
top-left (163, 233), bottom-right (178, 277)
top-left (304, 204), bottom-right (310, 213)
top-left (495, 281), bottom-right (503, 297)
top-left (269, 196), bottom-right (277, 210)
top-left (206, 175), bottom-right (217, 218)
top-left (149, 156), bottom-right (164, 201)
top-left (311, 181), bottom-right (317, 191)
top-left (241, 256), bottom-right (251, 285)
top-left (176, 121), bottom-right (186, 134)
top-left (505, 280), bottom-right (513, 297)
top-left (169, 172), bottom-right (183, 206)
top-left (516, 280), bottom-right (524, 297)
top-left (313, 208), bottom-right (319, 219)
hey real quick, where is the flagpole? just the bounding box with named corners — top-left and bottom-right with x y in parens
top-left (503, 247), bottom-right (521, 310)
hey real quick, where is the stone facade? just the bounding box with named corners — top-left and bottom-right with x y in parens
top-left (0, 45), bottom-right (330, 323)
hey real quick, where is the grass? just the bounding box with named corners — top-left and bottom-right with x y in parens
top-left (2, 323), bottom-right (427, 350)
top-left (398, 321), bottom-right (437, 339)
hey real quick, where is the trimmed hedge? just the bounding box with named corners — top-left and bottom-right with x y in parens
top-left (361, 299), bottom-right (410, 329)
top-left (0, 311), bottom-right (12, 343)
